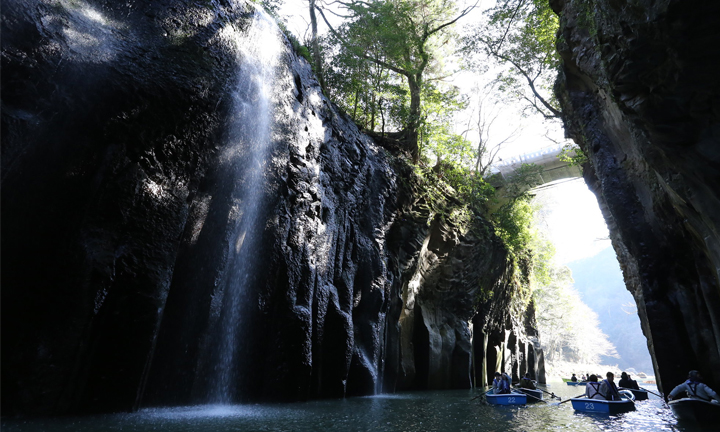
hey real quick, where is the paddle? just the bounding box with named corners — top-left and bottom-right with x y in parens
top-left (513, 387), bottom-right (551, 404)
top-left (639, 387), bottom-right (663, 398)
top-left (558, 393), bottom-right (586, 404)
top-left (537, 387), bottom-right (561, 400)
top-left (470, 387), bottom-right (491, 401)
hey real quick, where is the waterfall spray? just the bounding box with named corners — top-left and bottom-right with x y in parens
top-left (207, 8), bottom-right (284, 403)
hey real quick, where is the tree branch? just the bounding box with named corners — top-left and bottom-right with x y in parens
top-left (490, 48), bottom-right (562, 117)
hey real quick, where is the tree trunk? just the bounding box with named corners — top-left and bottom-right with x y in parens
top-left (309, 0), bottom-right (326, 94)
top-left (407, 75), bottom-right (422, 162)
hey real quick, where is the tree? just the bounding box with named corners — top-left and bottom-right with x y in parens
top-left (463, 0), bottom-right (561, 119)
top-left (534, 266), bottom-right (618, 364)
top-left (460, 87), bottom-right (520, 177)
top-left (308, 0), bottom-right (327, 93)
top-left (316, 0), bottom-right (478, 161)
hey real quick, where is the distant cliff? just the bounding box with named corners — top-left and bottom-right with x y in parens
top-left (1, 0), bottom-right (542, 416)
top-left (553, 0), bottom-right (720, 393)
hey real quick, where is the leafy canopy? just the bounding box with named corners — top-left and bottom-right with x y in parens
top-left (463, 0), bottom-right (561, 119)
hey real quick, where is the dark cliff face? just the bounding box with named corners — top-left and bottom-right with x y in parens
top-left (1, 0), bottom-right (542, 416)
top-left (552, 0), bottom-right (720, 392)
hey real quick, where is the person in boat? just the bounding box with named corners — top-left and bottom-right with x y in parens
top-left (519, 373), bottom-right (536, 390)
top-left (599, 372), bottom-right (622, 400)
top-left (492, 372), bottom-right (511, 394)
top-left (581, 374), bottom-right (587, 381)
top-left (571, 373), bottom-right (578, 382)
top-left (619, 372), bottom-right (640, 390)
top-left (667, 370), bottom-right (720, 403)
top-left (585, 374), bottom-right (605, 400)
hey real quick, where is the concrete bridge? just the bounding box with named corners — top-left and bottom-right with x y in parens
top-left (490, 144), bottom-right (583, 187)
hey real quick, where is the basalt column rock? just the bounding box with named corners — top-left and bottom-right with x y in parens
top-left (380, 191), bottom-right (546, 391)
top-left (2, 0), bottom-right (250, 415)
top-left (2, 0), bottom-right (546, 417)
top-left (552, 0), bottom-right (720, 392)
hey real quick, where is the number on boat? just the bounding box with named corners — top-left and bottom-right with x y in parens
top-left (584, 403), bottom-right (594, 410)
top-left (508, 397), bottom-right (515, 403)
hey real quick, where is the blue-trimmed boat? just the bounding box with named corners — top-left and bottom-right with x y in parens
top-left (669, 398), bottom-right (720, 423)
top-left (570, 390), bottom-right (635, 414)
top-left (566, 381), bottom-right (584, 386)
top-left (485, 389), bottom-right (527, 405)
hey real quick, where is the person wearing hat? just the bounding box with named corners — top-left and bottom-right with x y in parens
top-left (668, 370), bottom-right (720, 402)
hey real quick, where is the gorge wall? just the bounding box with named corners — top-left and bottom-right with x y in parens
top-left (552, 0), bottom-right (720, 393)
top-left (1, 0), bottom-right (542, 417)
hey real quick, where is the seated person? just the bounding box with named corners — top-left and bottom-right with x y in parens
top-left (618, 372), bottom-right (637, 389)
top-left (599, 372), bottom-right (622, 401)
top-left (668, 370), bottom-right (720, 402)
top-left (585, 375), bottom-right (604, 400)
top-left (628, 374), bottom-right (640, 390)
top-left (519, 373), bottom-right (536, 390)
top-left (571, 373), bottom-right (578, 382)
top-left (492, 372), bottom-right (511, 394)
top-left (581, 374), bottom-right (587, 381)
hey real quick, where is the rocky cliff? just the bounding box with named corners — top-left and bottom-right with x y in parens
top-left (1, 0), bottom-right (542, 416)
top-left (552, 0), bottom-right (720, 393)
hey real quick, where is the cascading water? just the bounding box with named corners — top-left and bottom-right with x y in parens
top-left (204, 8), bottom-right (284, 404)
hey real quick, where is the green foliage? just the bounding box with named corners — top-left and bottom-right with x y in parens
top-left (494, 195), bottom-right (535, 255)
top-left (252, 0), bottom-right (283, 15)
top-left (419, 83), bottom-right (473, 165)
top-left (463, 0), bottom-right (561, 119)
top-left (558, 143), bottom-right (588, 167)
top-left (319, 0), bottom-right (474, 159)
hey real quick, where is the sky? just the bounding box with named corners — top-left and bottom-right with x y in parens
top-left (533, 179), bottom-right (612, 264)
top-left (275, 1), bottom-right (613, 266)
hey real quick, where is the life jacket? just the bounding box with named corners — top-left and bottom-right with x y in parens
top-left (601, 379), bottom-right (621, 400)
top-left (494, 375), bottom-right (511, 393)
top-left (586, 382), bottom-right (602, 399)
top-left (685, 380), bottom-right (711, 401)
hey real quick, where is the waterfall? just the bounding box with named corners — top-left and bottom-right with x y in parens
top-left (205, 7), bottom-right (283, 403)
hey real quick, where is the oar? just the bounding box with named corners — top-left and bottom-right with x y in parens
top-left (558, 393), bottom-right (586, 404)
top-left (470, 387), bottom-right (491, 401)
top-left (639, 387), bottom-right (663, 398)
top-left (537, 387), bottom-right (561, 400)
top-left (513, 387), bottom-right (551, 404)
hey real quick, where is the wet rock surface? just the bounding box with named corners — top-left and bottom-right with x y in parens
top-left (552, 0), bottom-right (720, 393)
top-left (1, 0), bottom-right (542, 416)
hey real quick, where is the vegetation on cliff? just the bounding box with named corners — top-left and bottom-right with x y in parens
top-left (275, 0), bottom-right (615, 368)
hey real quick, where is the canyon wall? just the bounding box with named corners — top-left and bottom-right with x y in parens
top-left (1, 0), bottom-right (541, 416)
top-left (552, 0), bottom-right (720, 393)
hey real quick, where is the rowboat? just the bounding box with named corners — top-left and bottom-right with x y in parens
top-left (516, 387), bottom-right (543, 402)
top-left (570, 390), bottom-right (635, 414)
top-left (485, 389), bottom-right (527, 405)
top-left (669, 398), bottom-right (720, 423)
top-left (570, 397), bottom-right (635, 414)
top-left (566, 381), bottom-right (584, 386)
top-left (619, 387), bottom-right (649, 401)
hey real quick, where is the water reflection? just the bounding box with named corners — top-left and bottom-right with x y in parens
top-left (3, 384), bottom-right (716, 431)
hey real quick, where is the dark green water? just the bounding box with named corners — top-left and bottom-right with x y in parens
top-left (3, 384), bottom-right (714, 431)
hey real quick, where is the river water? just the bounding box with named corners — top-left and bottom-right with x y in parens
top-left (3, 383), bottom-right (714, 431)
